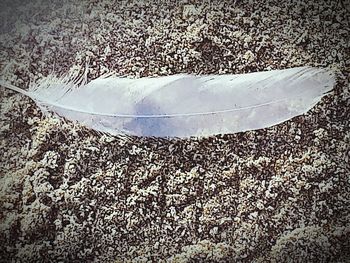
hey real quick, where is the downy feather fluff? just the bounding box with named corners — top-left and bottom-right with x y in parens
top-left (0, 66), bottom-right (335, 138)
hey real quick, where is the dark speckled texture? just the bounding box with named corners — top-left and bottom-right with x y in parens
top-left (0, 0), bottom-right (349, 262)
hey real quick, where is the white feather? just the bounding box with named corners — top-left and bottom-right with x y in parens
top-left (0, 66), bottom-right (335, 138)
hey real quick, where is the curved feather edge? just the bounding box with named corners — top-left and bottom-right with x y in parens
top-left (0, 66), bottom-right (335, 138)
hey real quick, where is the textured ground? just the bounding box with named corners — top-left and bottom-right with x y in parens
top-left (0, 0), bottom-right (349, 262)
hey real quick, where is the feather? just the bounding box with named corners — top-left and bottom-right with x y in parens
top-left (0, 66), bottom-right (335, 138)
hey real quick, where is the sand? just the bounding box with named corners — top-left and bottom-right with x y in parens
top-left (0, 0), bottom-right (349, 262)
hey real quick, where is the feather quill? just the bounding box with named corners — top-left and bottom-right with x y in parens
top-left (0, 66), bottom-right (335, 137)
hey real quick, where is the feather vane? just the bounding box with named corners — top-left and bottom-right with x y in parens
top-left (0, 66), bottom-right (335, 137)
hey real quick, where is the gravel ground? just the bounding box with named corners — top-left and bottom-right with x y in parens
top-left (0, 0), bottom-right (349, 262)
